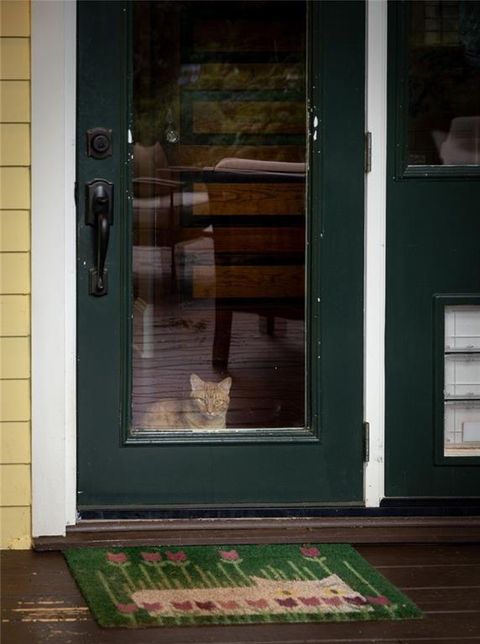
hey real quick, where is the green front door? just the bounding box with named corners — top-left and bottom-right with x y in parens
top-left (386, 0), bottom-right (480, 498)
top-left (76, 1), bottom-right (365, 511)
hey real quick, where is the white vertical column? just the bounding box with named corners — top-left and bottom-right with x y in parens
top-left (364, 0), bottom-right (388, 506)
top-left (31, 0), bottom-right (77, 537)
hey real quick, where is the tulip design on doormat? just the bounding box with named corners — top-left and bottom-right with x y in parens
top-left (64, 544), bottom-right (422, 627)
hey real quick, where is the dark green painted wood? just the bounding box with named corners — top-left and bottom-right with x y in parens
top-left (77, 0), bottom-right (365, 508)
top-left (385, 1), bottom-right (480, 498)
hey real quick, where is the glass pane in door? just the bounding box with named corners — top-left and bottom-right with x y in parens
top-left (407, 0), bottom-right (480, 166)
top-left (131, 1), bottom-right (307, 433)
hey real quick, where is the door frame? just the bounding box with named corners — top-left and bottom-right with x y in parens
top-left (31, 0), bottom-right (388, 537)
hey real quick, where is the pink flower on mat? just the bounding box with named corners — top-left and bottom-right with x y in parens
top-left (322, 596), bottom-right (342, 607)
top-left (142, 601), bottom-right (162, 613)
top-left (346, 595), bottom-right (367, 606)
top-left (172, 601), bottom-right (193, 611)
top-left (116, 603), bottom-right (138, 614)
top-left (106, 552), bottom-right (129, 565)
top-left (166, 550), bottom-right (188, 563)
top-left (299, 596), bottom-right (321, 606)
top-left (219, 549), bottom-right (241, 562)
top-left (141, 551), bottom-right (162, 563)
top-left (300, 546), bottom-right (321, 558)
top-left (275, 597), bottom-right (298, 608)
top-left (195, 600), bottom-right (216, 611)
top-left (366, 595), bottom-right (391, 606)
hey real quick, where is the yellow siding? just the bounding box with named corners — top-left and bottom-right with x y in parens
top-left (0, 295), bottom-right (29, 336)
top-left (0, 2), bottom-right (31, 549)
top-left (0, 80), bottom-right (30, 122)
top-left (0, 380), bottom-right (30, 422)
top-left (0, 337), bottom-right (30, 379)
top-left (0, 422), bottom-right (30, 463)
top-left (0, 464), bottom-right (31, 505)
top-left (0, 210), bottom-right (30, 251)
top-left (0, 252), bottom-right (30, 293)
top-left (0, 123), bottom-right (30, 166)
top-left (0, 507), bottom-right (31, 550)
top-left (0, 167), bottom-right (30, 209)
top-left (0, 1), bottom-right (30, 38)
top-left (0, 38), bottom-right (30, 80)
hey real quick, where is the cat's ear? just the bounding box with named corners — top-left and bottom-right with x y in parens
top-left (218, 376), bottom-right (232, 393)
top-left (190, 374), bottom-right (204, 390)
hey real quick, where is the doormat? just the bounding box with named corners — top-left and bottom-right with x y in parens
top-left (64, 544), bottom-right (422, 628)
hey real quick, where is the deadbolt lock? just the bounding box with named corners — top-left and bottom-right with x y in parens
top-left (86, 128), bottom-right (113, 159)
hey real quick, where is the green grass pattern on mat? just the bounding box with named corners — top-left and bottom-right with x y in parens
top-left (64, 544), bottom-right (422, 628)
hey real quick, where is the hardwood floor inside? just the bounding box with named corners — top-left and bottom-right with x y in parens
top-left (2, 544), bottom-right (480, 643)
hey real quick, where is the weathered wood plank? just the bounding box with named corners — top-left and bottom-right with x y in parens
top-left (357, 544), bottom-right (480, 567)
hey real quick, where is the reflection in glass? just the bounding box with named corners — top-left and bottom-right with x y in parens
top-left (408, 1), bottom-right (480, 165)
top-left (131, 2), bottom-right (306, 433)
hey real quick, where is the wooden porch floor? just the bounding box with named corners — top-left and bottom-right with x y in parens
top-left (2, 544), bottom-right (480, 643)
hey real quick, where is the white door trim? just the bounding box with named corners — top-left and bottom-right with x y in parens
top-left (31, 0), bottom-right (77, 537)
top-left (364, 0), bottom-right (388, 506)
top-left (30, 0), bottom-right (387, 536)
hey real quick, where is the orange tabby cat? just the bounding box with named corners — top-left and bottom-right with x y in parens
top-left (141, 374), bottom-right (232, 430)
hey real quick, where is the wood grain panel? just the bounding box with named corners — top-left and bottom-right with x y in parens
top-left (169, 227), bottom-right (303, 253)
top-left (193, 102), bottom-right (305, 135)
top-left (193, 183), bottom-right (304, 216)
top-left (192, 265), bottom-right (304, 299)
top-left (212, 228), bottom-right (305, 253)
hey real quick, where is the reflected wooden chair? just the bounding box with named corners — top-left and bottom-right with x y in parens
top-left (201, 158), bottom-right (306, 368)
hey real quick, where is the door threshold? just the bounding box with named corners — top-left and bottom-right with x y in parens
top-left (77, 500), bottom-right (480, 521)
top-left (33, 514), bottom-right (480, 550)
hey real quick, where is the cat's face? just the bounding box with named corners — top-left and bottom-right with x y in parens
top-left (190, 374), bottom-right (232, 418)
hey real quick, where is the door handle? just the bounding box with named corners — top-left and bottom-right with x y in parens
top-left (85, 180), bottom-right (114, 296)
